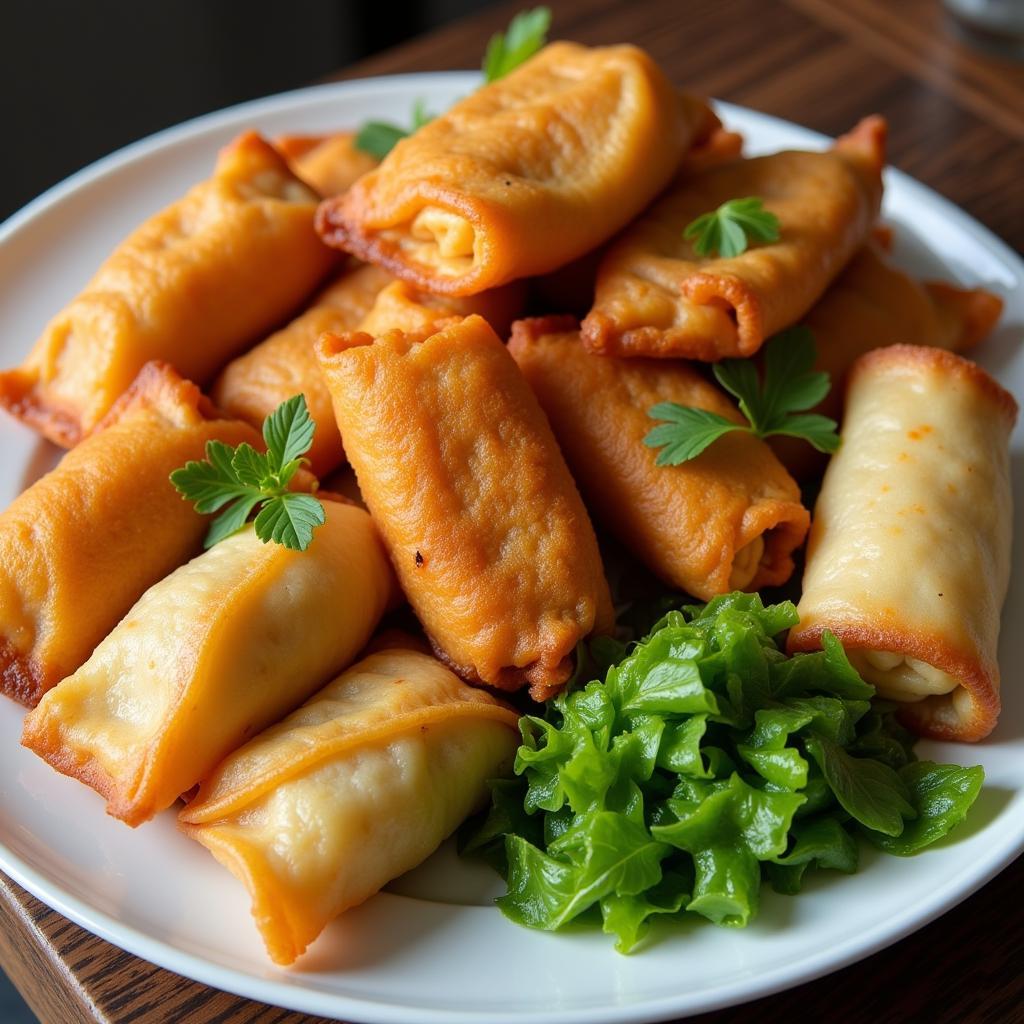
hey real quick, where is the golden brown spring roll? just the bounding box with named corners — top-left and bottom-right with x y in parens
top-left (179, 646), bottom-right (520, 965)
top-left (211, 263), bottom-right (393, 477)
top-left (317, 42), bottom-right (713, 296)
top-left (0, 132), bottom-right (336, 446)
top-left (316, 315), bottom-right (614, 700)
top-left (21, 499), bottom-right (397, 825)
top-left (771, 242), bottom-right (1004, 478)
top-left (508, 316), bottom-right (810, 600)
top-left (789, 346), bottom-right (1017, 741)
top-left (581, 117), bottom-right (887, 361)
top-left (0, 362), bottom-right (260, 707)
top-left (275, 132), bottom-right (379, 196)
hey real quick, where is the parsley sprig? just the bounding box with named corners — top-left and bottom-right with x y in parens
top-left (170, 395), bottom-right (326, 552)
top-left (354, 8), bottom-right (551, 159)
top-left (354, 98), bottom-right (434, 160)
top-left (684, 197), bottom-right (780, 259)
top-left (644, 328), bottom-right (840, 465)
top-left (483, 7), bottom-right (551, 82)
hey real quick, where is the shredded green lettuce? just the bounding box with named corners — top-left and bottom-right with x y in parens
top-left (461, 593), bottom-right (984, 952)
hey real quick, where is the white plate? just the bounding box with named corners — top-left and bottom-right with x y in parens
top-left (0, 73), bottom-right (1021, 1024)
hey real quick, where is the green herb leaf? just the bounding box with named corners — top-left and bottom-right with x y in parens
top-left (863, 761), bottom-right (984, 855)
top-left (643, 404), bottom-right (743, 465)
top-left (644, 329), bottom-right (841, 464)
top-left (354, 121), bottom-right (409, 160)
top-left (683, 196), bottom-right (780, 259)
top-left (483, 7), bottom-right (552, 83)
top-left (253, 492), bottom-right (326, 551)
top-left (354, 98), bottom-right (436, 159)
top-left (804, 733), bottom-right (916, 837)
top-left (767, 814), bottom-right (858, 894)
top-left (170, 395), bottom-right (324, 551)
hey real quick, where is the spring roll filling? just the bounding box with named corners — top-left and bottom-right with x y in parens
top-left (401, 207), bottom-right (480, 274)
top-left (848, 650), bottom-right (960, 701)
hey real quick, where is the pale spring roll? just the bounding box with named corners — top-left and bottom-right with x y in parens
top-left (179, 646), bottom-right (520, 965)
top-left (789, 346), bottom-right (1017, 741)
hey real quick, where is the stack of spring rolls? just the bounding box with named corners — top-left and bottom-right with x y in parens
top-left (0, 37), bottom-right (1015, 966)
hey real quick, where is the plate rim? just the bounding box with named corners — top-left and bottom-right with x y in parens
top-left (1, 72), bottom-right (1022, 1024)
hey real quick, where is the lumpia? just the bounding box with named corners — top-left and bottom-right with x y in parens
top-left (582, 117), bottom-right (886, 361)
top-left (316, 315), bottom-right (614, 700)
top-left (179, 646), bottom-right (520, 965)
top-left (508, 316), bottom-right (810, 600)
top-left (275, 132), bottom-right (378, 197)
top-left (317, 43), bottom-right (713, 295)
top-left (789, 346), bottom-right (1016, 741)
top-left (0, 132), bottom-right (335, 446)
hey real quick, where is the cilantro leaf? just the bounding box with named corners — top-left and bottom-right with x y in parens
top-left (643, 404), bottom-right (743, 465)
top-left (355, 9), bottom-right (548, 159)
top-left (644, 329), bottom-right (841, 464)
top-left (683, 196), bottom-right (780, 259)
top-left (170, 394), bottom-right (324, 551)
top-left (354, 99), bottom-right (435, 159)
top-left (254, 492), bottom-right (326, 552)
top-left (483, 7), bottom-right (552, 83)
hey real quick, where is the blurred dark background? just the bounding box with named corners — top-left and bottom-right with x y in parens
top-left (0, 0), bottom-right (497, 222)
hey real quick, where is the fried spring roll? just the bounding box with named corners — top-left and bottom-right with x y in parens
top-left (771, 243), bottom-right (1004, 478)
top-left (21, 499), bottom-right (397, 825)
top-left (508, 317), bottom-right (810, 600)
top-left (275, 132), bottom-right (379, 196)
top-left (317, 43), bottom-right (713, 296)
top-left (316, 315), bottom-right (614, 700)
top-left (582, 117), bottom-right (887, 361)
top-left (0, 132), bottom-right (335, 446)
top-left (0, 363), bottom-right (260, 707)
top-left (179, 646), bottom-right (520, 965)
top-left (212, 264), bottom-right (393, 477)
top-left (789, 346), bottom-right (1017, 741)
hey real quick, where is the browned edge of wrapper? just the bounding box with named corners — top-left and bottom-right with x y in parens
top-left (428, 635), bottom-right (574, 704)
top-left (787, 622), bottom-right (1000, 742)
top-left (20, 707), bottom-right (152, 826)
top-left (846, 344), bottom-right (1019, 425)
top-left (0, 639), bottom-right (50, 708)
top-left (316, 191), bottom-right (492, 298)
top-left (176, 822), bottom-right (306, 965)
top-left (924, 283), bottom-right (1005, 350)
top-left (0, 367), bottom-right (83, 448)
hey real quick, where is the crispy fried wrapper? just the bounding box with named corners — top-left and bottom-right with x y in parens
top-left (0, 363), bottom-right (260, 707)
top-left (21, 500), bottom-right (398, 825)
top-left (357, 278), bottom-right (527, 339)
top-left (212, 263), bottom-right (393, 477)
top-left (771, 242), bottom-right (1004, 478)
top-left (582, 117), bottom-right (887, 361)
top-left (0, 132), bottom-right (336, 446)
top-left (275, 132), bottom-right (379, 196)
top-left (789, 346), bottom-right (1017, 741)
top-left (508, 316), bottom-right (810, 601)
top-left (316, 315), bottom-right (614, 700)
top-left (317, 42), bottom-right (714, 296)
top-left (179, 646), bottom-right (520, 965)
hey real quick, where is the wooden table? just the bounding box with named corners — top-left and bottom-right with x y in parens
top-left (3, 1), bottom-right (1021, 1021)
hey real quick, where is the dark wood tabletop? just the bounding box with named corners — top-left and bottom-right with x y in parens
top-left (2, 0), bottom-right (1022, 1021)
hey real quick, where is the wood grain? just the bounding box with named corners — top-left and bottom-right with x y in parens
top-left (2, 1), bottom-right (1022, 1021)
